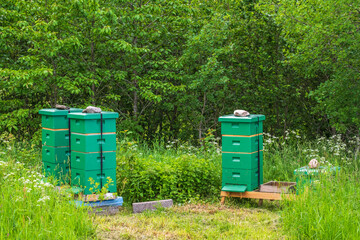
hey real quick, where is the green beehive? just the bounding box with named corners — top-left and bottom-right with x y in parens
top-left (219, 114), bottom-right (265, 193)
top-left (42, 145), bottom-right (70, 164)
top-left (42, 129), bottom-right (69, 147)
top-left (70, 133), bottom-right (116, 152)
top-left (40, 108), bottom-right (82, 184)
top-left (71, 151), bottom-right (116, 171)
top-left (43, 161), bottom-right (70, 185)
top-left (294, 166), bottom-right (340, 194)
top-left (71, 168), bottom-right (117, 195)
top-left (68, 111), bottom-right (119, 195)
top-left (39, 108), bottom-right (83, 129)
top-left (68, 112), bottom-right (118, 134)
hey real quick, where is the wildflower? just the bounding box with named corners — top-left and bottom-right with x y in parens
top-left (37, 196), bottom-right (50, 203)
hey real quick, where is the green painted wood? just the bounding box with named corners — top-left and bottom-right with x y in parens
top-left (42, 161), bottom-right (69, 185)
top-left (222, 168), bottom-right (262, 191)
top-left (221, 185), bottom-right (247, 192)
top-left (218, 114), bottom-right (265, 123)
top-left (71, 168), bottom-right (117, 195)
top-left (222, 151), bottom-right (263, 170)
top-left (42, 145), bottom-right (70, 164)
top-left (39, 108), bottom-right (82, 129)
top-left (221, 135), bottom-right (263, 153)
top-left (70, 118), bottom-right (116, 134)
top-left (220, 122), bottom-right (263, 135)
top-left (71, 133), bottom-right (116, 152)
top-left (42, 129), bottom-right (69, 147)
top-left (67, 112), bottom-right (119, 120)
top-left (71, 151), bottom-right (116, 170)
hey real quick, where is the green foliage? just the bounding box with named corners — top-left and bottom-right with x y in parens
top-left (1, 0), bottom-right (346, 143)
top-left (116, 141), bottom-right (222, 203)
top-left (117, 152), bottom-right (221, 203)
top-left (258, 0), bottom-right (360, 134)
top-left (282, 172), bottom-right (360, 239)
top-left (0, 154), bottom-right (95, 239)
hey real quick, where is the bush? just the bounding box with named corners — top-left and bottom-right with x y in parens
top-left (116, 152), bottom-right (222, 203)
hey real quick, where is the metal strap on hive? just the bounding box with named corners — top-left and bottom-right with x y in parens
top-left (257, 116), bottom-right (260, 187)
top-left (68, 109), bottom-right (71, 184)
top-left (100, 113), bottom-right (104, 189)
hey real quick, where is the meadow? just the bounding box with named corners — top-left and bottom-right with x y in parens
top-left (1, 131), bottom-right (359, 239)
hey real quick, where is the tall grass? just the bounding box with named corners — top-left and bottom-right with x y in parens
top-left (281, 172), bottom-right (360, 239)
top-left (0, 148), bottom-right (96, 239)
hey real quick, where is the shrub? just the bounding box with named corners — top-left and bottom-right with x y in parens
top-left (116, 152), bottom-right (222, 203)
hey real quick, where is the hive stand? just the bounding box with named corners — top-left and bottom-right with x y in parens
top-left (220, 181), bottom-right (296, 205)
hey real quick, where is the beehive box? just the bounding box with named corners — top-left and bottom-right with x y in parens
top-left (221, 135), bottom-right (263, 153)
top-left (70, 133), bottom-right (116, 152)
top-left (222, 151), bottom-right (263, 169)
top-left (71, 151), bottom-right (116, 171)
top-left (42, 129), bottom-right (69, 147)
top-left (71, 168), bottom-right (117, 195)
top-left (219, 114), bottom-right (265, 135)
top-left (222, 168), bottom-right (262, 192)
top-left (42, 145), bottom-right (70, 164)
top-left (39, 108), bottom-right (83, 129)
top-left (43, 162), bottom-right (69, 185)
top-left (68, 112), bottom-right (118, 134)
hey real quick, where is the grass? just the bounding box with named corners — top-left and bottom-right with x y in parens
top-left (0, 149), bottom-right (96, 239)
top-left (282, 172), bottom-right (360, 239)
top-left (95, 203), bottom-right (285, 239)
top-left (2, 131), bottom-right (360, 239)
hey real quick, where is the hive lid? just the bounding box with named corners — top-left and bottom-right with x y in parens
top-left (294, 166), bottom-right (341, 176)
top-left (222, 185), bottom-right (247, 192)
top-left (39, 108), bottom-right (83, 116)
top-left (218, 114), bottom-right (265, 123)
top-left (67, 111), bottom-right (119, 119)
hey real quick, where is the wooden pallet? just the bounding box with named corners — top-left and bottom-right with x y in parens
top-left (220, 181), bottom-right (296, 205)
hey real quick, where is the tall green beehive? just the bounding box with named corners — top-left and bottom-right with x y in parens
top-left (39, 108), bottom-right (83, 184)
top-left (219, 114), bottom-right (265, 192)
top-left (68, 112), bottom-right (119, 194)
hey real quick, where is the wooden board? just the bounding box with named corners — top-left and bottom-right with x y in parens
top-left (220, 181), bottom-right (296, 205)
top-left (81, 193), bottom-right (117, 202)
top-left (259, 181), bottom-right (296, 193)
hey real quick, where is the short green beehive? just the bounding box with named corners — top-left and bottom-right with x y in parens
top-left (68, 111), bottom-right (119, 194)
top-left (294, 166), bottom-right (340, 193)
top-left (219, 114), bottom-right (265, 192)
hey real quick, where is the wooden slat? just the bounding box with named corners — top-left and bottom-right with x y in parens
top-left (71, 132), bottom-right (116, 136)
top-left (222, 150), bottom-right (263, 154)
top-left (220, 191), bottom-right (294, 201)
top-left (71, 150), bottom-right (116, 154)
top-left (222, 133), bottom-right (263, 138)
top-left (42, 127), bottom-right (69, 131)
